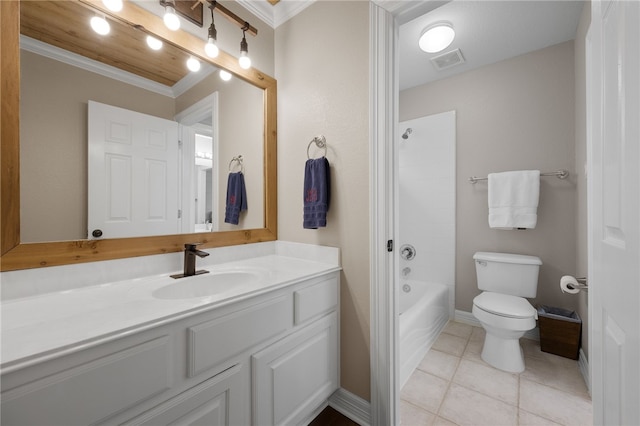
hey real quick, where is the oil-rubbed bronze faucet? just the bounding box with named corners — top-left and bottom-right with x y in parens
top-left (171, 243), bottom-right (210, 279)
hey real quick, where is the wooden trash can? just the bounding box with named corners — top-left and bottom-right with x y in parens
top-left (537, 305), bottom-right (582, 360)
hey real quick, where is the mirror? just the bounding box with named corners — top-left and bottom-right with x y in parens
top-left (0, 0), bottom-right (277, 271)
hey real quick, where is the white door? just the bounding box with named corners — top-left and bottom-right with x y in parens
top-left (88, 101), bottom-right (180, 239)
top-left (588, 1), bottom-right (640, 425)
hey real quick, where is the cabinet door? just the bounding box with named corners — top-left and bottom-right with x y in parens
top-left (122, 363), bottom-right (246, 426)
top-left (252, 313), bottom-right (338, 426)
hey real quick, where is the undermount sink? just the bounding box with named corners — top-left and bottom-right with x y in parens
top-left (153, 270), bottom-right (264, 300)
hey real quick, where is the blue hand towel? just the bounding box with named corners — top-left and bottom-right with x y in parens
top-left (303, 157), bottom-right (330, 229)
top-left (224, 172), bottom-right (247, 225)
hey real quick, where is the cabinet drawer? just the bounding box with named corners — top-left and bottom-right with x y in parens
top-left (122, 364), bottom-right (246, 426)
top-left (1, 336), bottom-right (172, 426)
top-left (188, 295), bottom-right (292, 377)
top-left (294, 276), bottom-right (338, 325)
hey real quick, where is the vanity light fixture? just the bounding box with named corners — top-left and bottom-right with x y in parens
top-left (419, 22), bottom-right (455, 53)
top-left (238, 24), bottom-right (251, 69)
top-left (204, 7), bottom-right (219, 58)
top-left (102, 0), bottom-right (123, 12)
top-left (187, 56), bottom-right (201, 72)
top-left (162, 1), bottom-right (181, 31)
top-left (146, 35), bottom-right (163, 51)
top-left (219, 70), bottom-right (232, 81)
top-left (90, 16), bottom-right (110, 35)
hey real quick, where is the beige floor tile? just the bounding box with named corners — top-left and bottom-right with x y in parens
top-left (417, 349), bottom-right (460, 381)
top-left (520, 379), bottom-right (592, 426)
top-left (432, 333), bottom-right (468, 357)
top-left (469, 326), bottom-right (485, 342)
top-left (452, 358), bottom-right (519, 405)
top-left (443, 321), bottom-right (474, 339)
top-left (521, 338), bottom-right (547, 360)
top-left (521, 355), bottom-right (590, 398)
top-left (518, 409), bottom-right (562, 425)
top-left (433, 416), bottom-right (459, 426)
top-left (400, 400), bottom-right (435, 426)
top-left (401, 370), bottom-right (450, 414)
top-left (461, 336), bottom-right (492, 367)
top-left (439, 383), bottom-right (518, 426)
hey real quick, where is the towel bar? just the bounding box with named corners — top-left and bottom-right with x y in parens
top-left (469, 169), bottom-right (569, 184)
top-left (229, 155), bottom-right (244, 173)
top-left (307, 135), bottom-right (327, 159)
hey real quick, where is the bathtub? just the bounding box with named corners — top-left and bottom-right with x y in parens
top-left (399, 280), bottom-right (449, 389)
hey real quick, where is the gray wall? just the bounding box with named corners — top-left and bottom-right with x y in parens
top-left (400, 41), bottom-right (580, 315)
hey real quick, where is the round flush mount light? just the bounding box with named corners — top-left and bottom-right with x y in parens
top-left (90, 16), bottom-right (110, 36)
top-left (146, 36), bottom-right (163, 51)
top-left (419, 23), bottom-right (455, 53)
top-left (186, 57), bottom-right (201, 72)
top-left (219, 70), bottom-right (232, 81)
top-left (102, 0), bottom-right (122, 12)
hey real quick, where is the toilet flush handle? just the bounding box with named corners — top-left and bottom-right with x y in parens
top-left (476, 260), bottom-right (487, 267)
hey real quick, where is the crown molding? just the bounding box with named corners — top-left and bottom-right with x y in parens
top-left (20, 35), bottom-right (218, 98)
top-left (236, 0), bottom-right (316, 28)
top-left (20, 35), bottom-right (175, 98)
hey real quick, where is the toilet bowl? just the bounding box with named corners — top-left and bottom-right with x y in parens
top-left (472, 252), bottom-right (542, 373)
top-left (472, 292), bottom-right (537, 373)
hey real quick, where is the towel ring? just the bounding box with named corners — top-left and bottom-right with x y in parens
top-left (307, 135), bottom-right (327, 159)
top-left (228, 155), bottom-right (244, 173)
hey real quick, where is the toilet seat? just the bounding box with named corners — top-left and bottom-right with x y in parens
top-left (473, 292), bottom-right (536, 319)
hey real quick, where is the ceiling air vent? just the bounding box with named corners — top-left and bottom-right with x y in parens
top-left (430, 48), bottom-right (465, 71)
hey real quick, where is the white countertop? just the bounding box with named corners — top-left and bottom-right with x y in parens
top-left (1, 254), bottom-right (340, 373)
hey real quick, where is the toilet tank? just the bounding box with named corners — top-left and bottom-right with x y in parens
top-left (473, 252), bottom-right (542, 298)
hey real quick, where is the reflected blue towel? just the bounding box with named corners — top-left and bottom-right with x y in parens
top-left (303, 157), bottom-right (330, 229)
top-left (224, 172), bottom-right (247, 225)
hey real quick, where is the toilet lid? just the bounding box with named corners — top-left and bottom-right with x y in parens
top-left (473, 292), bottom-right (536, 319)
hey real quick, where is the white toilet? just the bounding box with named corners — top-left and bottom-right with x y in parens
top-left (472, 251), bottom-right (542, 373)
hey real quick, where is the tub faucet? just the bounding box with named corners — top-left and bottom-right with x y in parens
top-left (171, 243), bottom-right (210, 279)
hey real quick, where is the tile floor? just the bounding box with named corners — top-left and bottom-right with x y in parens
top-left (400, 321), bottom-right (593, 426)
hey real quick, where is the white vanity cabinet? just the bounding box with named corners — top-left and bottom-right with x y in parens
top-left (0, 272), bottom-right (340, 426)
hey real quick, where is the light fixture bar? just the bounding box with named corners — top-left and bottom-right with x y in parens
top-left (198, 0), bottom-right (257, 36)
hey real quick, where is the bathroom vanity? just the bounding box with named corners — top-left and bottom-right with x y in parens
top-left (1, 248), bottom-right (340, 425)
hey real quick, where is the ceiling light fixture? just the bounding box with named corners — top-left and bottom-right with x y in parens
top-left (187, 56), bottom-right (201, 72)
top-left (219, 70), bottom-right (232, 81)
top-left (419, 22), bottom-right (455, 53)
top-left (146, 35), bottom-right (163, 51)
top-left (102, 0), bottom-right (123, 12)
top-left (238, 23), bottom-right (251, 69)
top-left (90, 16), bottom-right (110, 35)
top-left (204, 6), bottom-right (219, 58)
top-left (162, 1), bottom-right (180, 31)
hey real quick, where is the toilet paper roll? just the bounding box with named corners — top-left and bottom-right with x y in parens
top-left (560, 275), bottom-right (581, 294)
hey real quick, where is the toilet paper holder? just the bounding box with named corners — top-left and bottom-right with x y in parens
top-left (570, 277), bottom-right (588, 290)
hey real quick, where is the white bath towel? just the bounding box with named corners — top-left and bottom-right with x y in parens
top-left (488, 170), bottom-right (540, 229)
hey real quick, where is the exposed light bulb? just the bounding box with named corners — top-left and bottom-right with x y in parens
top-left (102, 0), bottom-right (122, 12)
top-left (205, 38), bottom-right (219, 58)
top-left (187, 57), bottom-right (201, 72)
top-left (163, 5), bottom-right (180, 31)
top-left (146, 35), bottom-right (163, 51)
top-left (419, 23), bottom-right (455, 53)
top-left (90, 16), bottom-right (110, 35)
top-left (239, 32), bottom-right (251, 69)
top-left (219, 70), bottom-right (232, 81)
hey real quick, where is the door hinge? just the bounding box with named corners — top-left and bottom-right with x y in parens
top-left (178, 140), bottom-right (183, 147)
top-left (387, 240), bottom-right (393, 252)
top-left (178, 209), bottom-right (182, 219)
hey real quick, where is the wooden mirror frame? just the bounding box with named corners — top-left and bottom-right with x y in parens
top-left (0, 0), bottom-right (277, 272)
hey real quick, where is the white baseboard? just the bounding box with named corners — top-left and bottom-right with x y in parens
top-left (454, 309), bottom-right (540, 340)
top-left (328, 387), bottom-right (371, 426)
top-left (578, 348), bottom-right (591, 395)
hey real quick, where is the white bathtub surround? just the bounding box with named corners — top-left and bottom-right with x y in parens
top-left (0, 241), bottom-right (339, 370)
top-left (399, 281), bottom-right (449, 389)
top-left (398, 111), bottom-right (456, 318)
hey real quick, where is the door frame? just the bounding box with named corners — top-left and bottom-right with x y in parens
top-left (369, 2), bottom-right (447, 424)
